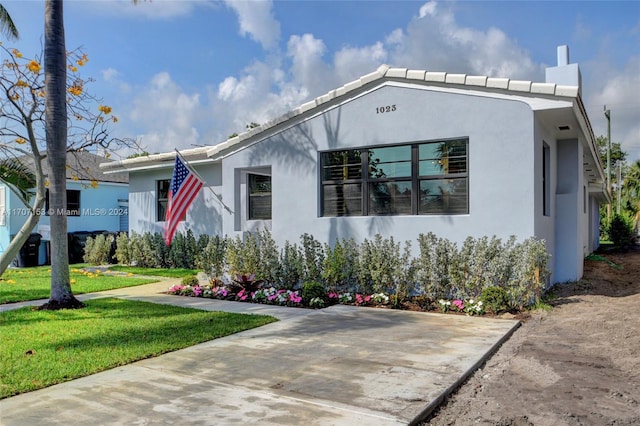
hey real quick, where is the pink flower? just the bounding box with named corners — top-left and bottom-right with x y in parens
top-left (237, 289), bottom-right (248, 301)
top-left (169, 285), bottom-right (185, 294)
top-left (452, 299), bottom-right (464, 310)
top-left (328, 292), bottom-right (338, 299)
top-left (193, 285), bottom-right (202, 297)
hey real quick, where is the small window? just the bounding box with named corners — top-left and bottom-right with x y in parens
top-left (543, 142), bottom-right (550, 216)
top-left (45, 189), bottom-right (81, 216)
top-left (248, 174), bottom-right (271, 220)
top-left (157, 179), bottom-right (170, 221)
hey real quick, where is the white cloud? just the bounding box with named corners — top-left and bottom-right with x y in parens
top-left (287, 34), bottom-right (333, 91)
top-left (101, 67), bottom-right (131, 94)
top-left (389, 2), bottom-right (539, 79)
top-left (224, 0), bottom-right (280, 50)
top-left (419, 1), bottom-right (437, 18)
top-left (586, 57), bottom-right (640, 162)
top-left (76, 0), bottom-right (212, 20)
top-left (128, 72), bottom-right (202, 152)
top-left (333, 42), bottom-right (388, 84)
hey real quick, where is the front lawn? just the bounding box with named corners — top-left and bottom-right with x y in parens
top-left (0, 267), bottom-right (157, 304)
top-left (107, 265), bottom-right (198, 278)
top-left (0, 298), bottom-right (277, 399)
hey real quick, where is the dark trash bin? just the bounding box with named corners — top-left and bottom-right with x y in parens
top-left (15, 233), bottom-right (42, 267)
top-left (67, 231), bottom-right (93, 264)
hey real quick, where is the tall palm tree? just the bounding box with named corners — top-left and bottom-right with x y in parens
top-left (0, 3), bottom-right (19, 40)
top-left (42, 0), bottom-right (82, 309)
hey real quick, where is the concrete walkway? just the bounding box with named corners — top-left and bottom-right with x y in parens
top-left (0, 280), bottom-right (520, 425)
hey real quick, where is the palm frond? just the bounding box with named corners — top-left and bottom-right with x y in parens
top-left (0, 4), bottom-right (19, 40)
top-left (0, 158), bottom-right (35, 202)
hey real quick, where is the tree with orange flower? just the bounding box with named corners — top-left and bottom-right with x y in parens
top-left (0, 41), bottom-right (140, 283)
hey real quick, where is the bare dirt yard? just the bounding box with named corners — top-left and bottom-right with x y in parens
top-left (423, 246), bottom-right (640, 426)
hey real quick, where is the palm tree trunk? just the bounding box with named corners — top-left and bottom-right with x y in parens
top-left (41, 0), bottom-right (82, 309)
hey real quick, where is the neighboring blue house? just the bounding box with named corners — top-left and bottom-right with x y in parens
top-left (101, 46), bottom-right (609, 284)
top-left (0, 151), bottom-right (129, 265)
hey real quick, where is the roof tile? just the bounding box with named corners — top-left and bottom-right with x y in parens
top-left (486, 77), bottom-right (510, 89)
top-left (465, 75), bottom-right (487, 86)
top-left (555, 85), bottom-right (579, 97)
top-left (445, 73), bottom-right (466, 84)
top-left (385, 67), bottom-right (408, 78)
top-left (406, 70), bottom-right (426, 80)
top-left (530, 82), bottom-right (556, 95)
top-left (424, 71), bottom-right (446, 82)
top-left (508, 80), bottom-right (532, 92)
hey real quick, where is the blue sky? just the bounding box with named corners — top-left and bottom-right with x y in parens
top-left (3, 0), bottom-right (640, 161)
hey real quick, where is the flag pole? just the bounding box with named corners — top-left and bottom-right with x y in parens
top-left (174, 149), bottom-right (234, 214)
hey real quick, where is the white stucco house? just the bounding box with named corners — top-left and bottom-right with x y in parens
top-left (101, 46), bottom-right (609, 284)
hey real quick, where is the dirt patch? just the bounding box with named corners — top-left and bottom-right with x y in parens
top-left (423, 246), bottom-right (640, 426)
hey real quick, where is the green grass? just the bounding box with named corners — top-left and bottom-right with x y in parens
top-left (0, 266), bottom-right (157, 304)
top-left (108, 265), bottom-right (198, 278)
top-left (585, 253), bottom-right (623, 269)
top-left (0, 298), bottom-right (277, 399)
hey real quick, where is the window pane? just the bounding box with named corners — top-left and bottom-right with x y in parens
top-left (249, 195), bottom-right (272, 220)
top-left (157, 179), bottom-right (170, 221)
top-left (322, 151), bottom-right (362, 181)
top-left (323, 183), bottom-right (362, 216)
top-left (368, 181), bottom-right (412, 215)
top-left (158, 180), bottom-right (170, 199)
top-left (368, 146), bottom-right (411, 178)
top-left (419, 178), bottom-right (468, 214)
top-left (67, 190), bottom-right (80, 216)
top-left (249, 174), bottom-right (271, 194)
top-left (419, 140), bottom-right (467, 176)
top-left (157, 200), bottom-right (167, 222)
top-left (249, 174), bottom-right (272, 220)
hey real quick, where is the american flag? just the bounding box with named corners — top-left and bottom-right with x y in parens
top-left (164, 154), bottom-right (203, 246)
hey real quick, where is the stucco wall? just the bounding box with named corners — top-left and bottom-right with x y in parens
top-left (128, 164), bottom-right (224, 238)
top-left (220, 84), bottom-right (537, 254)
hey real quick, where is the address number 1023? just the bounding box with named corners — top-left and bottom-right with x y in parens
top-left (376, 104), bottom-right (397, 114)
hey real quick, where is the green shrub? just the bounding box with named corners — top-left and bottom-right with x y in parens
top-left (256, 229), bottom-right (281, 286)
top-left (480, 286), bottom-right (509, 314)
top-left (300, 233), bottom-right (324, 283)
top-left (322, 238), bottom-right (359, 291)
top-left (181, 275), bottom-right (200, 286)
top-left (279, 241), bottom-right (304, 290)
top-left (608, 213), bottom-right (635, 248)
top-left (301, 281), bottom-right (326, 303)
top-left (415, 233), bottom-right (550, 309)
top-left (114, 232), bottom-right (131, 265)
top-left (83, 234), bottom-right (115, 265)
top-left (415, 233), bottom-right (456, 299)
top-left (196, 235), bottom-right (227, 279)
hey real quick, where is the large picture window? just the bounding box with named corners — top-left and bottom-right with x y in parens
top-left (321, 138), bottom-right (469, 216)
top-left (248, 174), bottom-right (272, 220)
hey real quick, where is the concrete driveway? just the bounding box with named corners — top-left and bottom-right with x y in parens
top-left (0, 283), bottom-right (519, 425)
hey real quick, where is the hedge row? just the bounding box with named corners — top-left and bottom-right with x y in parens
top-left (84, 230), bottom-right (550, 309)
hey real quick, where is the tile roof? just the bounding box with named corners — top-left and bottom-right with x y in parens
top-left (206, 64), bottom-right (580, 159)
top-left (19, 151), bottom-right (129, 183)
top-left (101, 64), bottom-right (581, 170)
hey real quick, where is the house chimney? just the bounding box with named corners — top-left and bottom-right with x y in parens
top-left (557, 45), bottom-right (569, 66)
top-left (545, 45), bottom-right (582, 96)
